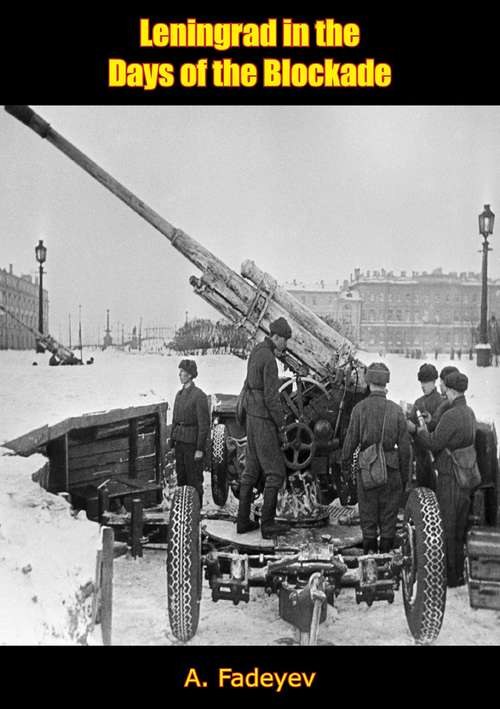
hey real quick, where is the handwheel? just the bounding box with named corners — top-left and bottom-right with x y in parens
top-left (282, 422), bottom-right (316, 471)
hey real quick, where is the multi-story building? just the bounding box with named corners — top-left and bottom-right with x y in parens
top-left (286, 268), bottom-right (500, 354)
top-left (0, 264), bottom-right (49, 349)
top-left (354, 268), bottom-right (500, 353)
top-left (284, 278), bottom-right (362, 343)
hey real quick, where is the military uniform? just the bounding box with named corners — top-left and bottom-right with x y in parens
top-left (409, 387), bottom-right (443, 489)
top-left (242, 336), bottom-right (286, 491)
top-left (342, 390), bottom-right (411, 552)
top-left (428, 397), bottom-right (451, 432)
top-left (172, 382), bottom-right (210, 502)
top-left (417, 394), bottom-right (476, 586)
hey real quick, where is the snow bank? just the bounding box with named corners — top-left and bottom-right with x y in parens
top-left (0, 450), bottom-right (102, 645)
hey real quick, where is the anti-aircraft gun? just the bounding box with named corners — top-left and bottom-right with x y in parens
top-left (7, 104), bottom-right (483, 646)
top-left (0, 302), bottom-right (82, 365)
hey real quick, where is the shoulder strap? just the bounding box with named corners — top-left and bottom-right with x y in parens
top-left (379, 402), bottom-right (388, 445)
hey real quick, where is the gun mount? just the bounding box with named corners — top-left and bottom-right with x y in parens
top-left (0, 303), bottom-right (82, 365)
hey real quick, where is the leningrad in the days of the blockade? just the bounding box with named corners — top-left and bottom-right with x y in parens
top-left (1, 105), bottom-right (499, 647)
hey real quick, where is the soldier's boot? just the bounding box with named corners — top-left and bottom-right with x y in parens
top-left (260, 487), bottom-right (290, 539)
top-left (236, 484), bottom-right (259, 534)
top-left (363, 537), bottom-right (378, 554)
top-left (379, 537), bottom-right (394, 553)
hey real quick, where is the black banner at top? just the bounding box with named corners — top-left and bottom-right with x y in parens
top-left (2, 7), bottom-right (499, 105)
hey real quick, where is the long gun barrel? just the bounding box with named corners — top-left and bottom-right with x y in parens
top-left (0, 303), bottom-right (81, 364)
top-left (4, 105), bottom-right (365, 382)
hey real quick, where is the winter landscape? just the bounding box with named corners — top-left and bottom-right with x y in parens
top-left (1, 348), bottom-right (499, 645)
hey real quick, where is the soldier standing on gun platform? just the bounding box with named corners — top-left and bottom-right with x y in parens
top-left (236, 317), bottom-right (292, 539)
top-left (342, 362), bottom-right (411, 554)
top-left (416, 371), bottom-right (477, 587)
top-left (171, 359), bottom-right (210, 506)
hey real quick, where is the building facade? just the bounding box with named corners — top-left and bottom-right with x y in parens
top-left (285, 279), bottom-right (362, 344)
top-left (286, 268), bottom-right (500, 354)
top-left (0, 265), bottom-right (49, 350)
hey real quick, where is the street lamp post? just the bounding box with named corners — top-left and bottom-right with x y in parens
top-left (476, 204), bottom-right (495, 367)
top-left (34, 239), bottom-right (47, 353)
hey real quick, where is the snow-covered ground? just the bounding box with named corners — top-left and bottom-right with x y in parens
top-left (2, 348), bottom-right (500, 447)
top-left (1, 348), bottom-right (499, 645)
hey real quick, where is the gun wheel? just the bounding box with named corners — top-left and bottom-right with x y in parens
top-left (166, 486), bottom-right (202, 642)
top-left (402, 487), bottom-right (446, 645)
top-left (210, 423), bottom-right (229, 506)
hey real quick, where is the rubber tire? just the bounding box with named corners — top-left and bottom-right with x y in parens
top-left (166, 486), bottom-right (202, 642)
top-left (210, 423), bottom-right (229, 507)
top-left (403, 487), bottom-right (447, 645)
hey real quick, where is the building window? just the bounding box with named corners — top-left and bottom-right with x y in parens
top-left (388, 310), bottom-right (393, 321)
top-left (396, 310), bottom-right (402, 321)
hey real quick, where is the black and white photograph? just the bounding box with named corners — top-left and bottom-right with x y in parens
top-left (1, 104), bottom-right (499, 649)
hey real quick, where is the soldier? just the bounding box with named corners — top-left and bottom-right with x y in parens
top-left (236, 317), bottom-right (292, 539)
top-left (342, 362), bottom-right (411, 554)
top-left (171, 359), bottom-right (210, 506)
top-left (416, 371), bottom-right (476, 587)
top-left (406, 363), bottom-right (441, 488)
top-left (426, 365), bottom-right (459, 432)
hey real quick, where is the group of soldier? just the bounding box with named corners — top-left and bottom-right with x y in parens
top-left (169, 316), bottom-right (477, 588)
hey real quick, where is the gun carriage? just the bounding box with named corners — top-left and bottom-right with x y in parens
top-left (5, 105), bottom-right (499, 646)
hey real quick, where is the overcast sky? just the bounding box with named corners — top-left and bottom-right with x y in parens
top-left (1, 105), bottom-right (500, 344)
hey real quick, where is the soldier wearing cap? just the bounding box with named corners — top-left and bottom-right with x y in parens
top-left (171, 359), bottom-right (210, 505)
top-left (416, 370), bottom-right (477, 587)
top-left (406, 363), bottom-right (442, 489)
top-left (342, 362), bottom-right (411, 554)
top-left (236, 317), bottom-right (292, 539)
top-left (426, 365), bottom-right (459, 432)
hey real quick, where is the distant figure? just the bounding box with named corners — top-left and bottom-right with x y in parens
top-left (469, 346), bottom-right (474, 360)
top-left (86, 356), bottom-right (95, 365)
top-left (457, 348), bottom-right (462, 360)
top-left (488, 315), bottom-right (500, 366)
top-left (49, 353), bottom-right (60, 366)
top-left (434, 348), bottom-right (439, 360)
top-left (450, 347), bottom-right (455, 360)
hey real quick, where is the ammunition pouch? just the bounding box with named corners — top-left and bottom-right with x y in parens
top-left (358, 443), bottom-right (388, 491)
top-left (446, 445), bottom-right (482, 490)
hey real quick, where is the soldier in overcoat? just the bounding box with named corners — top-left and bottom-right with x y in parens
top-left (407, 363), bottom-right (442, 489)
top-left (236, 317), bottom-right (292, 539)
top-left (426, 365), bottom-right (459, 432)
top-left (342, 362), bottom-right (411, 554)
top-left (171, 359), bottom-right (210, 505)
top-left (416, 370), bottom-right (477, 587)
